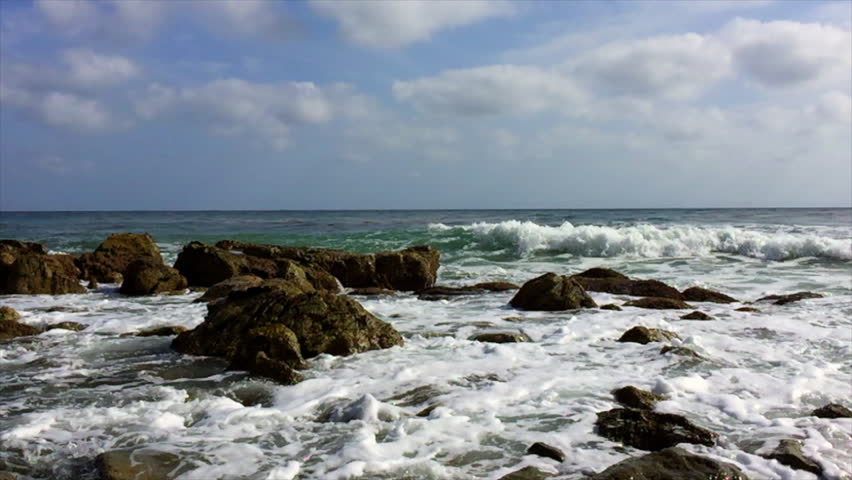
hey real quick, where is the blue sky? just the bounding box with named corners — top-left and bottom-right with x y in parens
top-left (1, 0), bottom-right (850, 210)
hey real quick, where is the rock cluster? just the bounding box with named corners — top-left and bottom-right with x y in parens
top-left (77, 233), bottom-right (163, 283)
top-left (0, 240), bottom-right (85, 295)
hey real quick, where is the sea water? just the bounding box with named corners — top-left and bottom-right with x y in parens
top-left (0, 209), bottom-right (850, 479)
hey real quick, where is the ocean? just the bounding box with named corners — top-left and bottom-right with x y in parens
top-left (1, 209), bottom-right (850, 479)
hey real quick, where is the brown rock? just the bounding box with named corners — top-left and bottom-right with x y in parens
top-left (618, 326), bottom-right (680, 344)
top-left (0, 253), bottom-right (85, 294)
top-left (510, 273), bottom-right (597, 311)
top-left (47, 321), bottom-right (86, 331)
top-left (77, 233), bottom-right (163, 283)
top-left (613, 386), bottom-right (663, 410)
top-left (195, 275), bottom-right (265, 302)
top-left (762, 439), bottom-right (822, 476)
top-left (600, 304), bottom-right (622, 311)
top-left (574, 267), bottom-right (628, 279)
top-left (95, 449), bottom-right (182, 480)
top-left (0, 319), bottom-right (43, 341)
top-left (812, 403), bottom-right (852, 418)
top-left (681, 286), bottom-right (737, 303)
top-left (174, 241), bottom-right (247, 287)
top-left (589, 447), bottom-right (748, 480)
top-left (680, 311), bottom-right (712, 320)
top-left (0, 306), bottom-right (21, 322)
top-left (624, 297), bottom-right (693, 310)
top-left (119, 260), bottom-right (187, 296)
top-left (595, 408), bottom-right (718, 451)
top-left (470, 332), bottom-right (531, 343)
top-left (572, 269), bottom-right (682, 300)
top-left (348, 287), bottom-right (397, 296)
top-left (498, 466), bottom-right (554, 480)
top-left (526, 442), bottom-right (565, 462)
top-left (757, 292), bottom-right (824, 305)
top-left (660, 345), bottom-right (703, 359)
top-left (735, 307), bottom-right (761, 312)
top-left (136, 326), bottom-right (188, 337)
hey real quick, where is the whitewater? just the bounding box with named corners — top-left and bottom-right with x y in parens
top-left (1, 209), bottom-right (850, 479)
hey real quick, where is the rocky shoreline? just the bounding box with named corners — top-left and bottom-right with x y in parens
top-left (1, 232), bottom-right (848, 480)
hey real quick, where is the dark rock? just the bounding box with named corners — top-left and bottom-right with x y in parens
top-left (756, 291), bottom-right (824, 305)
top-left (681, 286), bottom-right (737, 303)
top-left (136, 326), bottom-right (188, 337)
top-left (470, 332), bottom-right (531, 343)
top-left (349, 287), bottom-right (397, 296)
top-left (0, 252), bottom-right (85, 295)
top-left (417, 282), bottom-right (518, 300)
top-left (87, 278), bottom-right (100, 289)
top-left (618, 326), bottom-right (680, 344)
top-left (384, 385), bottom-right (443, 407)
top-left (600, 304), bottom-right (622, 311)
top-left (660, 345), bottom-right (703, 359)
top-left (498, 466), bottom-right (554, 480)
top-left (0, 472), bottom-right (18, 480)
top-left (812, 403), bottom-right (852, 418)
top-left (0, 240), bottom-right (48, 261)
top-left (77, 233), bottom-right (163, 283)
top-left (195, 275), bottom-right (265, 302)
top-left (526, 442), bottom-right (565, 462)
top-left (0, 319), bottom-right (43, 341)
top-left (468, 281), bottom-right (520, 291)
top-left (416, 404), bottom-right (441, 417)
top-left (510, 273), bottom-right (597, 311)
top-left (613, 386), bottom-right (663, 410)
top-left (120, 260), bottom-right (187, 296)
top-left (572, 269), bottom-right (682, 300)
top-left (595, 408), bottom-right (718, 451)
top-left (374, 245), bottom-right (441, 291)
top-left (624, 297), bottom-right (693, 310)
top-left (47, 321), bottom-right (86, 331)
top-left (249, 351), bottom-right (305, 385)
top-left (680, 311), bottom-right (712, 320)
top-left (763, 439), bottom-right (822, 476)
top-left (0, 306), bottom-right (21, 322)
top-left (95, 448), bottom-right (182, 480)
top-left (174, 241), bottom-right (246, 287)
top-left (588, 447), bottom-right (748, 480)
top-left (574, 267), bottom-right (629, 279)
top-left (735, 307), bottom-right (761, 312)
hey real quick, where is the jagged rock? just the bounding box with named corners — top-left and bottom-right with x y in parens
top-left (498, 466), bottom-right (554, 480)
top-left (47, 321), bottom-right (86, 331)
top-left (613, 386), bottom-right (663, 410)
top-left (510, 273), bottom-right (597, 311)
top-left (0, 240), bottom-right (48, 265)
top-left (812, 403), bottom-right (852, 418)
top-left (660, 345), bottom-right (703, 359)
top-left (120, 260), bottom-right (187, 296)
top-left (572, 269), bottom-right (682, 300)
top-left (588, 447), bottom-right (748, 480)
top-left (681, 286), bottom-right (737, 303)
top-left (600, 304), bottom-right (622, 311)
top-left (349, 287), bottom-right (397, 296)
top-left (77, 233), bottom-right (163, 283)
top-left (0, 319), bottom-right (43, 341)
top-left (595, 408), bottom-right (718, 451)
top-left (0, 251), bottom-right (85, 295)
top-left (756, 292), bottom-right (824, 305)
top-left (526, 442), bottom-right (565, 462)
top-left (173, 288), bottom-right (403, 383)
top-left (624, 297), bottom-right (693, 310)
top-left (136, 326), bottom-right (188, 337)
top-left (618, 326), bottom-right (680, 344)
top-left (762, 439), bottom-right (822, 476)
top-left (374, 246), bottom-right (441, 291)
top-left (735, 307), bottom-right (761, 312)
top-left (95, 449), bottom-right (182, 480)
top-left (174, 242), bottom-right (247, 287)
top-left (680, 311), bottom-right (712, 320)
top-left (0, 306), bottom-right (21, 322)
top-left (470, 332), bottom-right (531, 343)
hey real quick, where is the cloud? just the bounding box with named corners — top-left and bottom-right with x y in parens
top-left (1, 86), bottom-right (113, 131)
top-left (63, 49), bottom-right (140, 88)
top-left (393, 65), bottom-right (583, 115)
top-left (309, 0), bottom-right (513, 48)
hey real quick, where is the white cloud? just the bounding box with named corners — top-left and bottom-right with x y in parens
top-left (63, 49), bottom-right (140, 88)
top-left (1, 86), bottom-right (113, 131)
top-left (199, 0), bottom-right (294, 38)
top-left (309, 0), bottom-right (513, 48)
top-left (34, 0), bottom-right (98, 32)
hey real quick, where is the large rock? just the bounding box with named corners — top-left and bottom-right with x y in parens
top-left (0, 251), bottom-right (85, 295)
top-left (174, 242), bottom-right (246, 287)
top-left (595, 408), bottom-right (718, 451)
top-left (762, 439), bottom-right (822, 476)
top-left (0, 319), bottom-right (43, 341)
top-left (589, 447), bottom-right (748, 480)
top-left (681, 286), bottom-right (737, 303)
top-left (811, 403), bottom-right (852, 418)
top-left (624, 297), bottom-right (693, 310)
top-left (77, 233), bottom-right (163, 283)
top-left (612, 386), bottom-right (663, 410)
top-left (756, 292), bottom-right (824, 305)
top-left (0, 240), bottom-right (48, 264)
top-left (572, 269), bottom-right (682, 300)
top-left (95, 449), bottom-right (182, 480)
top-left (510, 273), bottom-right (597, 311)
top-left (0, 306), bottom-right (21, 322)
top-left (120, 260), bottom-right (187, 296)
top-left (617, 326), bottom-right (680, 344)
top-left (195, 275), bottom-right (265, 302)
top-left (173, 287), bottom-right (403, 383)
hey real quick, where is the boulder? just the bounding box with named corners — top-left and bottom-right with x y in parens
top-left (618, 326), bottom-right (680, 344)
top-left (194, 275), bottom-right (265, 302)
top-left (526, 442), bottom-right (565, 462)
top-left (95, 449), bottom-right (182, 480)
top-left (0, 240), bottom-right (48, 265)
top-left (46, 321), bottom-right (86, 331)
top-left (120, 260), bottom-right (187, 296)
top-left (588, 447), bottom-right (748, 480)
top-left (756, 292), bottom-right (824, 305)
top-left (680, 311), bottom-right (712, 320)
top-left (600, 304), bottom-right (622, 311)
top-left (77, 233), bottom-right (162, 283)
top-left (0, 319), bottom-right (43, 341)
top-left (572, 269), bottom-right (682, 300)
top-left (0, 306), bottom-right (21, 322)
top-left (681, 286), bottom-right (737, 303)
top-left (595, 408), bottom-right (718, 451)
top-left (374, 246), bottom-right (441, 291)
top-left (762, 439), bottom-right (822, 476)
top-left (498, 466), bottom-right (554, 480)
top-left (0, 252), bottom-right (85, 294)
top-left (811, 403), bottom-right (852, 418)
top-left (612, 386), bottom-right (663, 410)
top-left (136, 326), bottom-right (188, 337)
top-left (573, 267), bottom-right (628, 279)
top-left (470, 332), bottom-right (531, 343)
top-left (174, 242), bottom-right (246, 287)
top-left (624, 297), bottom-right (693, 310)
top-left (510, 273), bottom-right (597, 311)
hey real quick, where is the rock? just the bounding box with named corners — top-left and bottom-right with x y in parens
top-left (47, 321), bottom-right (86, 331)
top-left (595, 408), bottom-right (718, 451)
top-left (194, 275), bottom-right (265, 302)
top-left (572, 269), bottom-right (682, 300)
top-left (624, 297), bottom-right (693, 310)
top-left (600, 304), bottom-right (622, 311)
top-left (349, 287), bottom-right (397, 296)
top-left (574, 267), bottom-right (628, 279)
top-left (95, 448), bottom-right (182, 480)
top-left (0, 252), bottom-right (85, 295)
top-left (174, 241), bottom-right (246, 287)
top-left (756, 291), bottom-right (824, 305)
top-left (470, 332), bottom-right (531, 343)
top-left (763, 439), bottom-right (823, 476)
top-left (249, 351), bottom-right (305, 385)
top-left (588, 447), bottom-right (748, 480)
top-left (120, 260), bottom-right (188, 296)
top-left (681, 286), bottom-right (737, 303)
top-left (811, 403), bottom-right (852, 418)
top-left (0, 319), bottom-right (43, 341)
top-left (374, 245), bottom-right (441, 291)
top-left (416, 404), bottom-right (441, 417)
top-left (680, 311), bottom-right (712, 320)
top-left (510, 273), bottom-right (597, 311)
top-left (384, 385), bottom-right (444, 407)
top-left (0, 306), bottom-right (21, 322)
top-left (87, 278), bottom-right (100, 289)
top-left (0, 472), bottom-right (18, 480)
top-left (417, 282), bottom-right (518, 300)
top-left (173, 288), bottom-right (403, 383)
top-left (735, 307), bottom-right (761, 312)
top-left (617, 326), bottom-right (680, 344)
top-left (660, 345), bottom-right (703, 359)
top-left (498, 466), bottom-right (554, 480)
top-left (77, 233), bottom-right (163, 283)
top-left (613, 386), bottom-right (663, 410)
top-left (0, 240), bottom-right (48, 266)
top-left (526, 442), bottom-right (565, 462)
top-left (136, 326), bottom-right (188, 337)
top-left (468, 281), bottom-right (520, 291)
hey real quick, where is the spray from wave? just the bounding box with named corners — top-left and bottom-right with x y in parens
top-left (428, 221), bottom-right (852, 260)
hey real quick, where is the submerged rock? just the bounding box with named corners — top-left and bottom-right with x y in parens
top-left (510, 273), bottom-right (597, 311)
top-left (95, 449), bottom-right (182, 480)
top-left (0, 306), bottom-right (21, 322)
top-left (762, 439), bottom-right (823, 476)
top-left (498, 466), bottom-right (554, 480)
top-left (0, 319), bottom-right (43, 341)
top-left (680, 311), bottom-right (712, 320)
top-left (612, 386), bottom-right (663, 410)
top-left (46, 321), bottom-right (86, 331)
top-left (811, 403), bottom-right (852, 418)
top-left (526, 442), bottom-right (565, 462)
top-left (756, 291), bottom-right (824, 305)
top-left (624, 297), bottom-right (693, 310)
top-left (599, 304), bottom-right (622, 311)
top-left (617, 326), bottom-right (680, 344)
top-left (735, 306), bottom-right (761, 312)
top-left (470, 332), bottom-right (531, 343)
top-left (349, 287), bottom-right (397, 296)
top-left (595, 408), bottom-right (718, 451)
top-left (589, 447), bottom-right (748, 480)
top-left (77, 233), bottom-right (163, 283)
top-left (660, 345), bottom-right (703, 359)
top-left (417, 282), bottom-right (519, 301)
top-left (572, 268), bottom-right (682, 300)
top-left (136, 326), bottom-right (188, 337)
top-left (120, 260), bottom-right (187, 296)
top-left (0, 251), bottom-right (85, 295)
top-left (681, 286), bottom-right (737, 303)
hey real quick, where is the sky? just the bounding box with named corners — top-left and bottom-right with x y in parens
top-left (0, 0), bottom-right (850, 211)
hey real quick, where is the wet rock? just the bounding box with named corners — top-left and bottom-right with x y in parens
top-left (600, 304), bottom-right (622, 311)
top-left (588, 447), bottom-right (748, 480)
top-left (0, 252), bottom-right (85, 295)
top-left (0, 472), bottom-right (18, 480)
top-left (574, 267), bottom-right (628, 279)
top-left (349, 287), bottom-right (397, 296)
top-left (595, 408), bottom-right (718, 451)
top-left (762, 439), bottom-right (822, 476)
top-left (526, 442), bottom-right (565, 462)
top-left (680, 311), bottom-right (712, 320)
top-left (756, 291), bottom-right (824, 305)
top-left (470, 332), bottom-right (531, 343)
top-left (498, 466), bottom-right (554, 480)
top-left (811, 403), bottom-right (852, 418)
top-left (681, 286), bottom-right (737, 304)
top-left (469, 281), bottom-right (520, 291)
top-left (174, 241), bottom-right (247, 287)
top-left (416, 403), bottom-right (441, 417)
top-left (0, 306), bottom-right (21, 322)
top-left (47, 321), bottom-right (86, 331)
top-left (95, 448), bottom-right (182, 480)
top-left (194, 275), bottom-right (265, 302)
top-left (384, 385), bottom-right (443, 407)
top-left (572, 269), bottom-right (682, 300)
top-left (120, 260), bottom-right (188, 296)
top-left (87, 278), bottom-right (100, 289)
top-left (417, 282), bottom-right (517, 300)
top-left (374, 245), bottom-right (441, 291)
top-left (624, 297), bottom-right (693, 310)
top-left (612, 386), bottom-right (663, 410)
top-left (77, 233), bottom-right (163, 283)
top-left (660, 345), bottom-right (703, 359)
top-left (249, 351), bottom-right (305, 385)
top-left (136, 326), bottom-right (188, 337)
top-left (510, 273), bottom-right (597, 311)
top-left (617, 326), bottom-right (680, 344)
top-left (0, 319), bottom-right (43, 341)
top-left (735, 307), bottom-right (761, 312)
